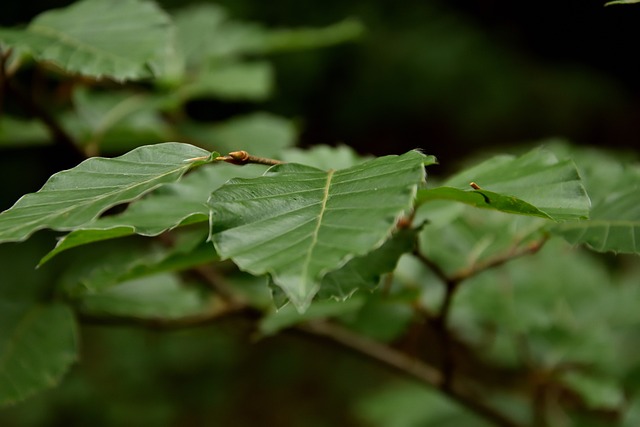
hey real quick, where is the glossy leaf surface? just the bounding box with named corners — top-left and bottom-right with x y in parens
top-left (209, 151), bottom-right (427, 311)
top-left (0, 143), bottom-right (214, 243)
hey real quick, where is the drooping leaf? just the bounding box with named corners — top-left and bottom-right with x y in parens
top-left (58, 228), bottom-right (216, 296)
top-left (172, 3), bottom-right (363, 67)
top-left (418, 148), bottom-right (590, 221)
top-left (40, 163), bottom-right (264, 263)
top-left (78, 274), bottom-right (212, 319)
top-left (0, 143), bottom-right (215, 243)
top-left (417, 187), bottom-right (551, 219)
top-left (0, 0), bottom-right (172, 81)
top-left (208, 151), bottom-right (427, 311)
top-left (318, 228), bottom-right (418, 300)
top-left (0, 303), bottom-right (77, 407)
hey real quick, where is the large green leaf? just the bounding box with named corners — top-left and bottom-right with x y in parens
top-left (0, 303), bottom-right (77, 407)
top-left (208, 151), bottom-right (427, 311)
top-left (418, 148), bottom-right (590, 221)
top-left (39, 163), bottom-right (264, 263)
top-left (0, 0), bottom-right (172, 81)
top-left (0, 143), bottom-right (215, 243)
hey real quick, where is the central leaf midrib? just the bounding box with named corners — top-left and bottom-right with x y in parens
top-left (300, 169), bottom-right (336, 286)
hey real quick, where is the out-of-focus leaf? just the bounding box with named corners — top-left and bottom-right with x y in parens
top-left (561, 372), bottom-right (624, 410)
top-left (259, 297), bottom-right (365, 336)
top-left (70, 88), bottom-right (169, 153)
top-left (553, 186), bottom-right (640, 254)
top-left (342, 294), bottom-right (415, 342)
top-left (40, 163), bottom-right (264, 264)
top-left (209, 151), bottom-right (427, 311)
top-left (173, 4), bottom-right (363, 67)
top-left (177, 62), bottom-right (273, 102)
top-left (78, 274), bottom-right (212, 319)
top-left (58, 228), bottom-right (217, 296)
top-left (180, 113), bottom-right (297, 158)
top-left (281, 145), bottom-right (367, 170)
top-left (605, 0), bottom-right (640, 5)
top-left (0, 0), bottom-right (172, 81)
top-left (355, 382), bottom-right (492, 427)
top-left (0, 143), bottom-right (215, 243)
top-left (420, 148), bottom-right (590, 221)
top-left (0, 117), bottom-right (50, 147)
top-left (0, 303), bottom-right (77, 407)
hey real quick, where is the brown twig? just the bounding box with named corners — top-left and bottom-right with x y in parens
top-left (216, 150), bottom-right (284, 166)
top-left (300, 320), bottom-right (526, 427)
top-left (4, 70), bottom-right (85, 162)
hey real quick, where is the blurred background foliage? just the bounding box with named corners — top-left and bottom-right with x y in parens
top-left (1, 0), bottom-right (639, 426)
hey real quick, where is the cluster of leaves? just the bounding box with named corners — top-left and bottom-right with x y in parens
top-left (1, 1), bottom-right (640, 426)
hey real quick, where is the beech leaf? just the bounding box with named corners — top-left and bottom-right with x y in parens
top-left (208, 151), bottom-right (427, 311)
top-left (0, 143), bottom-right (215, 243)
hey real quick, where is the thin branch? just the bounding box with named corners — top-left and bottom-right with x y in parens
top-left (449, 235), bottom-right (549, 284)
top-left (3, 72), bottom-right (85, 162)
top-left (78, 301), bottom-right (250, 330)
top-left (300, 320), bottom-right (526, 427)
top-left (216, 150), bottom-right (284, 166)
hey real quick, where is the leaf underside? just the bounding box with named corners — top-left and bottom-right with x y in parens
top-left (0, 143), bottom-right (214, 243)
top-left (209, 150), bottom-right (427, 311)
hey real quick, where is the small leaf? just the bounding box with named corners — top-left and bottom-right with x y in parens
top-left (0, 303), bottom-right (77, 407)
top-left (417, 187), bottom-right (552, 219)
top-left (0, 143), bottom-right (215, 243)
top-left (0, 117), bottom-right (50, 148)
top-left (209, 151), bottom-right (427, 311)
top-left (318, 228), bottom-right (418, 300)
top-left (420, 148), bottom-right (590, 221)
top-left (0, 0), bottom-right (172, 81)
top-left (78, 274), bottom-right (212, 319)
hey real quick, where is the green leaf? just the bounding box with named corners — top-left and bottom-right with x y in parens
top-left (419, 148), bottom-right (590, 221)
top-left (318, 228), bottom-right (418, 300)
top-left (179, 113), bottom-right (297, 158)
top-left (177, 61), bottom-right (273, 102)
top-left (78, 274), bottom-right (212, 319)
top-left (40, 163), bottom-right (265, 263)
top-left (417, 187), bottom-right (552, 219)
top-left (281, 145), bottom-right (368, 170)
top-left (0, 303), bottom-right (77, 407)
top-left (605, 0), bottom-right (640, 5)
top-left (560, 371), bottom-right (624, 410)
top-left (209, 151), bottom-right (427, 311)
top-left (552, 186), bottom-right (640, 254)
top-left (259, 297), bottom-right (365, 336)
top-left (0, 143), bottom-right (215, 243)
top-left (0, 117), bottom-right (50, 147)
top-left (0, 0), bottom-right (172, 81)
top-left (172, 4), bottom-right (363, 67)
